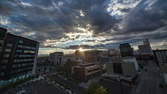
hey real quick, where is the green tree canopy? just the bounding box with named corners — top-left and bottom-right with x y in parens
top-left (87, 81), bottom-right (108, 94)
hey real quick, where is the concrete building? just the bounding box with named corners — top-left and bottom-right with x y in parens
top-left (106, 44), bottom-right (139, 77)
top-left (0, 27), bottom-right (39, 86)
top-left (106, 58), bottom-right (138, 77)
top-left (106, 63), bottom-right (122, 74)
top-left (122, 57), bottom-right (139, 76)
top-left (73, 63), bottom-right (101, 81)
top-left (49, 52), bottom-right (64, 65)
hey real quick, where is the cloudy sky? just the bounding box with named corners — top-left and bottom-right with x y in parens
top-left (0, 0), bottom-right (167, 54)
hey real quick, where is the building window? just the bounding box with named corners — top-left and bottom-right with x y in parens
top-left (5, 48), bottom-right (11, 52)
top-left (19, 40), bottom-right (23, 44)
top-left (6, 43), bottom-right (13, 47)
top-left (16, 50), bottom-right (22, 53)
top-left (3, 54), bottom-right (10, 58)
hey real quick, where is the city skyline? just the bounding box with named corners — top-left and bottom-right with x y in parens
top-left (0, 0), bottom-right (167, 55)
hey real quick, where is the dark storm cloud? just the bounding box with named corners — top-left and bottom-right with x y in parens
top-left (122, 0), bottom-right (167, 32)
top-left (87, 7), bottom-right (118, 33)
top-left (0, 0), bottom-right (167, 49)
top-left (0, 0), bottom-right (15, 15)
top-left (0, 0), bottom-right (114, 35)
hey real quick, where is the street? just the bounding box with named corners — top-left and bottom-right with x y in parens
top-left (99, 77), bottom-right (132, 94)
top-left (131, 61), bottom-right (166, 94)
top-left (48, 74), bottom-right (86, 94)
top-left (25, 80), bottom-right (66, 94)
top-left (4, 78), bottom-right (67, 94)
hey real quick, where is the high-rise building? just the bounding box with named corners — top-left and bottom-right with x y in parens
top-left (138, 39), bottom-right (153, 55)
top-left (120, 43), bottom-right (134, 57)
top-left (0, 27), bottom-right (39, 86)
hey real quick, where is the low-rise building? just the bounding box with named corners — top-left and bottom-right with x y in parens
top-left (73, 63), bottom-right (101, 81)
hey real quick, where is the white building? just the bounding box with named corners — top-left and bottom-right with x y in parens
top-left (106, 57), bottom-right (139, 77)
top-left (122, 57), bottom-right (139, 76)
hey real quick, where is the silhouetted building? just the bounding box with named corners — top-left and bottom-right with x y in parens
top-left (0, 27), bottom-right (39, 86)
top-left (138, 39), bottom-right (153, 55)
top-left (108, 49), bottom-right (122, 63)
top-left (49, 52), bottom-right (64, 65)
top-left (37, 56), bottom-right (54, 75)
top-left (120, 43), bottom-right (134, 57)
top-left (75, 50), bottom-right (107, 63)
top-left (136, 39), bottom-right (153, 60)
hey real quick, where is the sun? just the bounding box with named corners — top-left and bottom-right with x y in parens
top-left (78, 47), bottom-right (84, 52)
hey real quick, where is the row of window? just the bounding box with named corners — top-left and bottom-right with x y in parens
top-left (12, 67), bottom-right (32, 74)
top-left (17, 45), bottom-right (36, 50)
top-left (15, 54), bottom-right (35, 58)
top-left (1, 58), bottom-right (34, 64)
top-left (14, 59), bottom-right (34, 63)
top-left (5, 48), bottom-right (12, 52)
top-left (0, 73), bottom-right (31, 86)
top-left (12, 63), bottom-right (33, 68)
top-left (6, 43), bottom-right (13, 47)
top-left (24, 50), bottom-right (35, 54)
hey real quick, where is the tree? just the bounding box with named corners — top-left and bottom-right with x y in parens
top-left (94, 86), bottom-right (108, 94)
top-left (87, 81), bottom-right (108, 94)
top-left (87, 81), bottom-right (100, 94)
